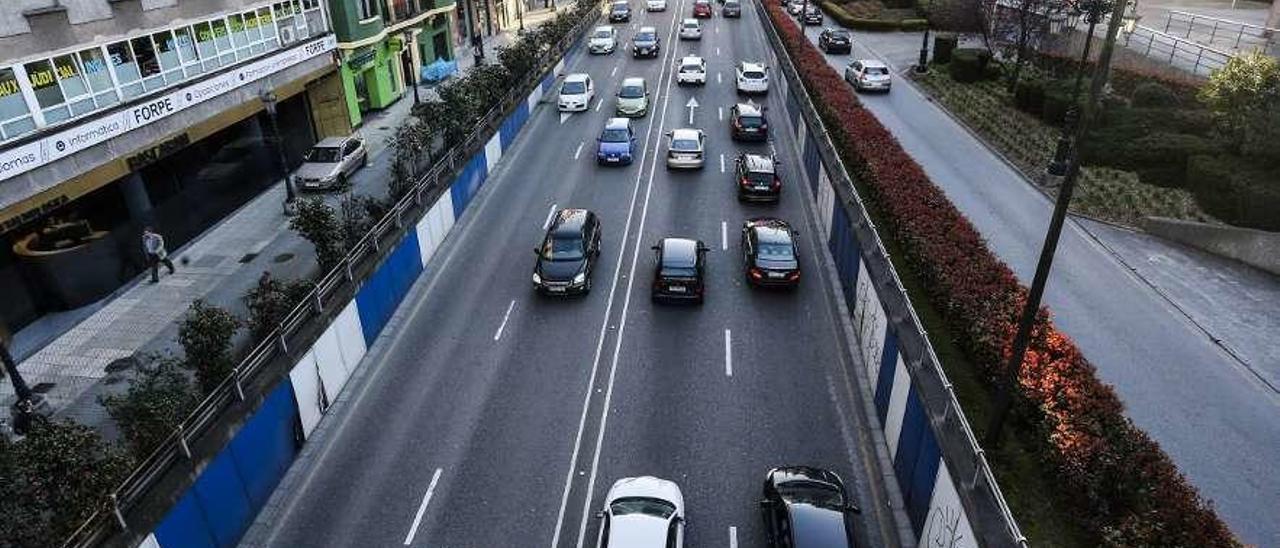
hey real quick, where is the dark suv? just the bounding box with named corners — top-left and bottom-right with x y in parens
top-left (760, 466), bottom-right (861, 548)
top-left (734, 154), bottom-right (781, 202)
top-left (532, 209), bottom-right (602, 295)
top-left (742, 218), bottom-right (800, 287)
top-left (723, 0), bottom-right (742, 17)
top-left (802, 5), bottom-right (824, 24)
top-left (818, 28), bottom-right (852, 53)
top-left (650, 238), bottom-right (708, 304)
top-left (730, 102), bottom-right (769, 142)
top-left (609, 1), bottom-right (632, 22)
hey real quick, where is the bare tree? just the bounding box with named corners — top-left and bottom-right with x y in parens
top-left (995, 0), bottom-right (1069, 92)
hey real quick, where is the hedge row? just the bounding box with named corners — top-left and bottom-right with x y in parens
top-left (818, 1), bottom-right (926, 31)
top-left (763, 3), bottom-right (1238, 546)
top-left (1032, 50), bottom-right (1203, 104)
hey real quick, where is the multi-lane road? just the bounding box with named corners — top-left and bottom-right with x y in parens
top-left (246, 2), bottom-right (903, 547)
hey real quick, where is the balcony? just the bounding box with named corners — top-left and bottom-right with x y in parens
top-left (387, 0), bottom-right (455, 23)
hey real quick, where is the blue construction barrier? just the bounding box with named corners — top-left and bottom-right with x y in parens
top-left (356, 231), bottom-right (425, 345)
top-left (450, 153), bottom-right (490, 217)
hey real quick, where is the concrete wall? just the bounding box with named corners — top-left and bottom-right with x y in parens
top-left (1140, 216), bottom-right (1280, 276)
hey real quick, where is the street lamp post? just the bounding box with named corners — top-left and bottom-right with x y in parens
top-left (3, 339), bottom-right (46, 436)
top-left (916, 25), bottom-right (932, 72)
top-left (403, 30), bottom-right (422, 105)
top-left (260, 90), bottom-right (297, 216)
top-left (1047, 0), bottom-right (1114, 178)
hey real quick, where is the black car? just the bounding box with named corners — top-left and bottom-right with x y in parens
top-left (760, 466), bottom-right (861, 548)
top-left (742, 218), bottom-right (800, 287)
top-left (735, 155), bottom-right (782, 202)
top-left (802, 5), bottom-right (824, 24)
top-left (533, 209), bottom-right (602, 295)
top-left (730, 102), bottom-right (769, 142)
top-left (609, 0), bottom-right (632, 21)
top-left (650, 237), bottom-right (708, 303)
top-left (819, 28), bottom-right (852, 53)
top-left (722, 0), bottom-right (742, 17)
top-left (633, 26), bottom-right (661, 58)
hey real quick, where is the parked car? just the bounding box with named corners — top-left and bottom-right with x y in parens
top-left (729, 102), bottom-right (769, 142)
top-left (532, 208), bottom-right (602, 296)
top-left (595, 477), bottom-right (685, 548)
top-left (760, 466), bottom-right (861, 548)
top-left (633, 26), bottom-right (661, 58)
top-left (722, 0), bottom-right (742, 16)
top-left (676, 55), bottom-right (707, 85)
top-left (558, 73), bottom-right (595, 111)
top-left (597, 118), bottom-right (638, 165)
top-left (742, 218), bottom-right (800, 288)
top-left (589, 25), bottom-right (618, 54)
top-left (735, 155), bottom-right (782, 202)
top-left (295, 135), bottom-right (368, 190)
top-left (679, 18), bottom-right (703, 40)
top-left (609, 0), bottom-right (632, 22)
top-left (818, 28), bottom-right (852, 53)
top-left (665, 128), bottom-right (706, 169)
top-left (845, 59), bottom-right (892, 91)
top-left (615, 77), bottom-right (650, 117)
top-left (802, 5), bottom-right (824, 24)
top-left (650, 238), bottom-right (708, 304)
top-left (692, 0), bottom-right (713, 17)
top-left (647, 0), bottom-right (667, 11)
top-left (736, 61), bottom-right (769, 94)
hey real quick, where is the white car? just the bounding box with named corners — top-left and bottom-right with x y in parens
top-left (676, 55), bottom-right (707, 86)
top-left (678, 18), bottom-right (702, 40)
top-left (558, 73), bottom-right (595, 111)
top-left (736, 61), bottom-right (769, 94)
top-left (589, 26), bottom-right (617, 54)
top-left (647, 0), bottom-right (667, 10)
top-left (596, 477), bottom-right (685, 548)
top-left (787, 0), bottom-right (805, 15)
top-left (665, 128), bottom-right (706, 169)
top-left (845, 59), bottom-right (892, 91)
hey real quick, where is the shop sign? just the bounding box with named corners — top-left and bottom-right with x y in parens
top-left (126, 133), bottom-right (191, 171)
top-left (347, 47), bottom-right (377, 71)
top-left (0, 34), bottom-right (337, 184)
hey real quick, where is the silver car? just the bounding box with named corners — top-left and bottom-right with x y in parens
top-left (665, 128), bottom-right (706, 169)
top-left (295, 135), bottom-right (368, 190)
top-left (615, 77), bottom-right (650, 117)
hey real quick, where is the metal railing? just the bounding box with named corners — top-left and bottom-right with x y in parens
top-left (1121, 22), bottom-right (1234, 76)
top-left (59, 6), bottom-right (600, 547)
top-left (1163, 9), bottom-right (1279, 55)
top-left (755, 2), bottom-right (1028, 546)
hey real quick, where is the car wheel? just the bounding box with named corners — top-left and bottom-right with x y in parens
top-left (363, 152), bottom-right (370, 167)
top-left (337, 173), bottom-right (349, 190)
top-left (584, 276), bottom-right (593, 294)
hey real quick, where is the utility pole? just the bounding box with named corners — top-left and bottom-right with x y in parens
top-left (260, 90), bottom-right (297, 216)
top-left (3, 338), bottom-right (47, 436)
top-left (985, 0), bottom-right (1132, 448)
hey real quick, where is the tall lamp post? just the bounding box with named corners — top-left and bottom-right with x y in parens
top-left (403, 30), bottom-right (422, 105)
top-left (3, 339), bottom-right (46, 436)
top-left (916, 22), bottom-right (931, 72)
top-left (260, 90), bottom-right (298, 216)
top-left (1047, 0), bottom-right (1115, 178)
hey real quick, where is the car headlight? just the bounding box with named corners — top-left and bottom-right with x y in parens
top-left (572, 272), bottom-right (586, 285)
top-left (532, 272), bottom-right (542, 284)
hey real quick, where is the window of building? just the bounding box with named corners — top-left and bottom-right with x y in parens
top-left (241, 10), bottom-right (265, 55)
top-left (52, 55), bottom-right (96, 117)
top-left (274, 2), bottom-right (299, 45)
top-left (359, 0), bottom-right (377, 20)
top-left (193, 22), bottom-right (221, 71)
top-left (130, 36), bottom-right (164, 92)
top-left (151, 31), bottom-right (184, 85)
top-left (209, 19), bottom-right (236, 66)
top-left (78, 48), bottom-right (118, 108)
top-left (25, 60), bottom-right (71, 124)
top-left (107, 41), bottom-right (144, 99)
top-left (172, 27), bottom-right (202, 77)
top-left (257, 7), bottom-right (279, 50)
top-left (303, 0), bottom-right (325, 39)
top-left (227, 14), bottom-right (249, 53)
top-left (0, 68), bottom-right (35, 140)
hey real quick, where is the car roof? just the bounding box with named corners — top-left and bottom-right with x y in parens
top-left (739, 61), bottom-right (766, 71)
top-left (605, 117), bottom-right (631, 130)
top-left (680, 55), bottom-right (704, 64)
top-left (594, 25), bottom-right (614, 32)
top-left (660, 238), bottom-right (699, 266)
top-left (551, 209), bottom-right (589, 235)
top-left (564, 73), bottom-right (590, 83)
top-left (740, 154), bottom-right (775, 173)
top-left (789, 504), bottom-right (852, 548)
top-left (858, 59), bottom-right (889, 68)
top-left (670, 128), bottom-right (703, 140)
top-left (313, 136), bottom-right (348, 147)
top-left (621, 77), bottom-right (645, 87)
top-left (607, 515), bottom-right (669, 548)
top-left (735, 102), bottom-right (764, 116)
top-left (638, 25), bottom-right (657, 33)
top-left (682, 17), bottom-right (699, 23)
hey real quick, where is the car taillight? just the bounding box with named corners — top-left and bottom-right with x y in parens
top-left (740, 177), bottom-right (752, 187)
top-left (750, 268), bottom-right (764, 279)
top-left (733, 118), bottom-right (743, 129)
top-left (760, 122), bottom-right (769, 130)
top-left (787, 271), bottom-right (800, 280)
top-left (772, 178), bottom-right (781, 189)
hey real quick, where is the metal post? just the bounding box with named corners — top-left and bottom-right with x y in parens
top-left (2, 339), bottom-right (46, 435)
top-left (916, 26), bottom-right (931, 73)
top-left (260, 90), bottom-right (297, 216)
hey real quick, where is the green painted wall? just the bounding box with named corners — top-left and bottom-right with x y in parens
top-left (326, 0), bottom-right (385, 42)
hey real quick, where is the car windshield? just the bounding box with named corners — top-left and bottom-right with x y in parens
top-left (610, 497), bottom-right (676, 519)
top-left (612, 3), bottom-right (628, 10)
top-left (671, 138), bottom-right (700, 151)
top-left (542, 236), bottom-right (584, 261)
top-left (743, 70), bottom-right (765, 79)
top-left (602, 128), bottom-right (630, 142)
top-left (562, 81), bottom-right (587, 94)
top-left (866, 67), bottom-right (890, 76)
top-left (594, 29), bottom-right (613, 38)
top-left (726, 0), bottom-right (739, 5)
top-left (619, 85), bottom-right (644, 98)
top-left (738, 115), bottom-right (764, 128)
top-left (304, 146), bottom-right (341, 163)
top-left (776, 480), bottom-right (843, 508)
top-left (637, 31), bottom-right (656, 41)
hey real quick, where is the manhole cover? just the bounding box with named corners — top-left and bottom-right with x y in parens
top-left (31, 382), bottom-right (55, 394)
top-left (273, 253), bottom-right (295, 263)
top-left (105, 356), bottom-right (139, 373)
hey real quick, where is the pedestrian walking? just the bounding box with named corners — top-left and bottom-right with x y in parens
top-left (142, 226), bottom-right (175, 283)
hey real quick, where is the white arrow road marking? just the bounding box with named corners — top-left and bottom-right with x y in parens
top-left (717, 72), bottom-right (723, 84)
top-left (574, 141), bottom-right (585, 160)
top-left (403, 468), bottom-right (443, 545)
top-left (494, 300), bottom-right (516, 341)
top-left (560, 111), bottom-right (572, 124)
top-left (686, 96), bottom-right (699, 124)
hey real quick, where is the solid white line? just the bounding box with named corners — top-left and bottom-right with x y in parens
top-left (722, 221), bottom-right (728, 250)
top-left (725, 329), bottom-right (733, 377)
top-left (720, 153), bottom-right (726, 173)
top-left (544, 203), bottom-right (559, 229)
top-left (403, 468), bottom-right (443, 545)
top-left (574, 141), bottom-right (585, 160)
top-left (729, 526), bottom-right (738, 548)
top-left (493, 299), bottom-right (516, 341)
top-left (718, 106), bottom-right (723, 121)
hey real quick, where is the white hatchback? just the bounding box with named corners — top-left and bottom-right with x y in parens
top-left (678, 18), bottom-right (702, 40)
top-left (665, 128), bottom-right (706, 169)
top-left (558, 73), bottom-right (595, 111)
top-left (736, 61), bottom-right (769, 94)
top-left (589, 26), bottom-right (618, 54)
top-left (595, 477), bottom-right (685, 548)
top-left (676, 55), bottom-right (707, 86)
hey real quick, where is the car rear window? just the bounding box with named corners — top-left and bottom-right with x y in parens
top-left (743, 70), bottom-right (765, 79)
top-left (594, 29), bottom-right (613, 38)
top-left (543, 236), bottom-right (584, 261)
top-left (866, 67), bottom-right (890, 75)
top-left (562, 81), bottom-right (587, 94)
top-left (746, 171), bottom-right (773, 184)
top-left (637, 32), bottom-right (656, 41)
top-left (758, 242), bottom-right (794, 259)
top-left (681, 61), bottom-right (702, 72)
top-left (683, 21), bottom-right (699, 28)
top-left (304, 147), bottom-right (341, 163)
top-left (738, 115), bottom-right (764, 128)
top-left (601, 128), bottom-right (630, 142)
top-left (671, 138), bottom-right (700, 151)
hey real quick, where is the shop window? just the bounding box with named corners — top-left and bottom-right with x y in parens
top-left (303, 0), bottom-right (325, 35)
top-left (194, 22), bottom-right (221, 71)
top-left (25, 60), bottom-right (71, 124)
top-left (173, 27), bottom-right (203, 77)
top-left (242, 10), bottom-right (263, 45)
top-left (210, 20), bottom-right (236, 66)
top-left (130, 36), bottom-right (164, 92)
top-left (227, 14), bottom-right (249, 54)
top-left (0, 68), bottom-right (35, 140)
top-left (257, 8), bottom-right (279, 50)
top-left (107, 41), bottom-right (144, 99)
top-left (52, 55), bottom-right (96, 117)
top-left (78, 48), bottom-right (118, 108)
top-left (151, 31), bottom-right (185, 85)
top-left (274, 3), bottom-right (299, 45)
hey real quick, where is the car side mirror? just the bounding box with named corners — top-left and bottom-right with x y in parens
top-left (534, 247), bottom-right (541, 255)
top-left (759, 499), bottom-right (774, 508)
top-left (595, 511), bottom-right (605, 519)
top-left (651, 245), bottom-right (660, 251)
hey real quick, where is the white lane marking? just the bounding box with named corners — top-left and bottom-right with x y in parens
top-left (717, 46), bottom-right (721, 56)
top-left (720, 153), bottom-right (726, 173)
top-left (493, 299), bottom-right (516, 341)
top-left (402, 468), bottom-right (443, 545)
top-left (717, 72), bottom-right (723, 84)
top-left (721, 221), bottom-right (728, 250)
top-left (611, 65), bottom-right (618, 77)
top-left (725, 329), bottom-right (733, 377)
top-left (718, 106), bottom-right (723, 121)
top-left (544, 203), bottom-right (559, 229)
top-left (595, 97), bottom-right (604, 111)
top-left (551, 2), bottom-right (687, 545)
top-left (729, 526), bottom-right (738, 548)
top-left (574, 141), bottom-right (585, 160)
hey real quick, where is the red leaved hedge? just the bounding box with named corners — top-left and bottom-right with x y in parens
top-left (762, 4), bottom-right (1237, 546)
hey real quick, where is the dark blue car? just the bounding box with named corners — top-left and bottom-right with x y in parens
top-left (596, 118), bottom-right (636, 165)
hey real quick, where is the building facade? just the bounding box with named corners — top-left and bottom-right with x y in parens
top-left (0, 0), bottom-right (346, 338)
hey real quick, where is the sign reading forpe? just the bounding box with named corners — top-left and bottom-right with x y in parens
top-left (0, 34), bottom-right (337, 183)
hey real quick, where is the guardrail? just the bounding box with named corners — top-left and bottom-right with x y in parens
top-left (1163, 9), bottom-right (1279, 54)
top-left (1121, 23), bottom-right (1234, 76)
top-left (60, 7), bottom-right (599, 547)
top-left (755, 3), bottom-right (1027, 546)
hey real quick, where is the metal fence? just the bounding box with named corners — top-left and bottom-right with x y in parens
top-left (1121, 22), bottom-right (1234, 76)
top-left (60, 8), bottom-right (599, 547)
top-left (1163, 9), bottom-right (1279, 55)
top-left (754, 3), bottom-right (1028, 546)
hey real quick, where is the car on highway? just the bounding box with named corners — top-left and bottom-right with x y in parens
top-left (735, 154), bottom-right (782, 202)
top-left (665, 128), bottom-right (706, 169)
top-left (647, 0), bottom-right (667, 10)
top-left (597, 118), bottom-right (638, 165)
top-left (650, 238), bottom-right (708, 303)
top-left (802, 4), bottom-right (824, 24)
top-left (818, 28), bottom-right (852, 53)
top-left (736, 61), bottom-right (769, 94)
top-left (676, 55), bottom-right (707, 85)
top-left (760, 466), bottom-right (861, 547)
top-left (533, 209), bottom-right (602, 295)
top-left (787, 0), bottom-right (805, 15)
top-left (679, 18), bottom-right (703, 40)
top-left (295, 135), bottom-right (368, 190)
top-left (595, 477), bottom-right (685, 547)
top-left (845, 59), bottom-right (892, 92)
top-left (730, 102), bottom-right (769, 141)
top-left (609, 0), bottom-right (632, 22)
top-left (742, 218), bottom-right (801, 287)
top-left (633, 26), bottom-right (661, 58)
top-left (615, 77), bottom-right (650, 117)
top-left (558, 73), bottom-right (595, 111)
top-left (723, 0), bottom-right (742, 16)
top-left (589, 26), bottom-right (618, 54)
top-left (692, 0), bottom-right (713, 17)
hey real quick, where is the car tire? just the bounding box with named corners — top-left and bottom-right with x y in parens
top-left (337, 173), bottom-right (349, 190)
top-left (584, 276), bottom-right (593, 294)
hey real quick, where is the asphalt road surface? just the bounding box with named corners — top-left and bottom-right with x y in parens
top-left (247, 3), bottom-right (903, 547)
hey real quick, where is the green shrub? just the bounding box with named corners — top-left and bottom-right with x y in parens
top-left (982, 60), bottom-right (1003, 81)
top-left (1014, 79), bottom-right (1047, 113)
top-left (900, 18), bottom-right (929, 31)
top-left (934, 33), bottom-right (958, 63)
top-left (850, 18), bottom-right (904, 30)
top-left (949, 48), bottom-right (989, 83)
top-left (1131, 82), bottom-right (1180, 108)
top-left (99, 356), bottom-right (198, 457)
top-left (1040, 81), bottom-right (1081, 126)
top-left (1187, 155), bottom-right (1280, 230)
top-left (1098, 106), bottom-right (1214, 135)
top-left (1081, 132), bottom-right (1223, 188)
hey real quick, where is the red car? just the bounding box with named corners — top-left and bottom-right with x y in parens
top-left (692, 0), bottom-right (713, 17)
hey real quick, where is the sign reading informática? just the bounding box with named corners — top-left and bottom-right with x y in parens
top-left (0, 34), bottom-right (337, 185)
